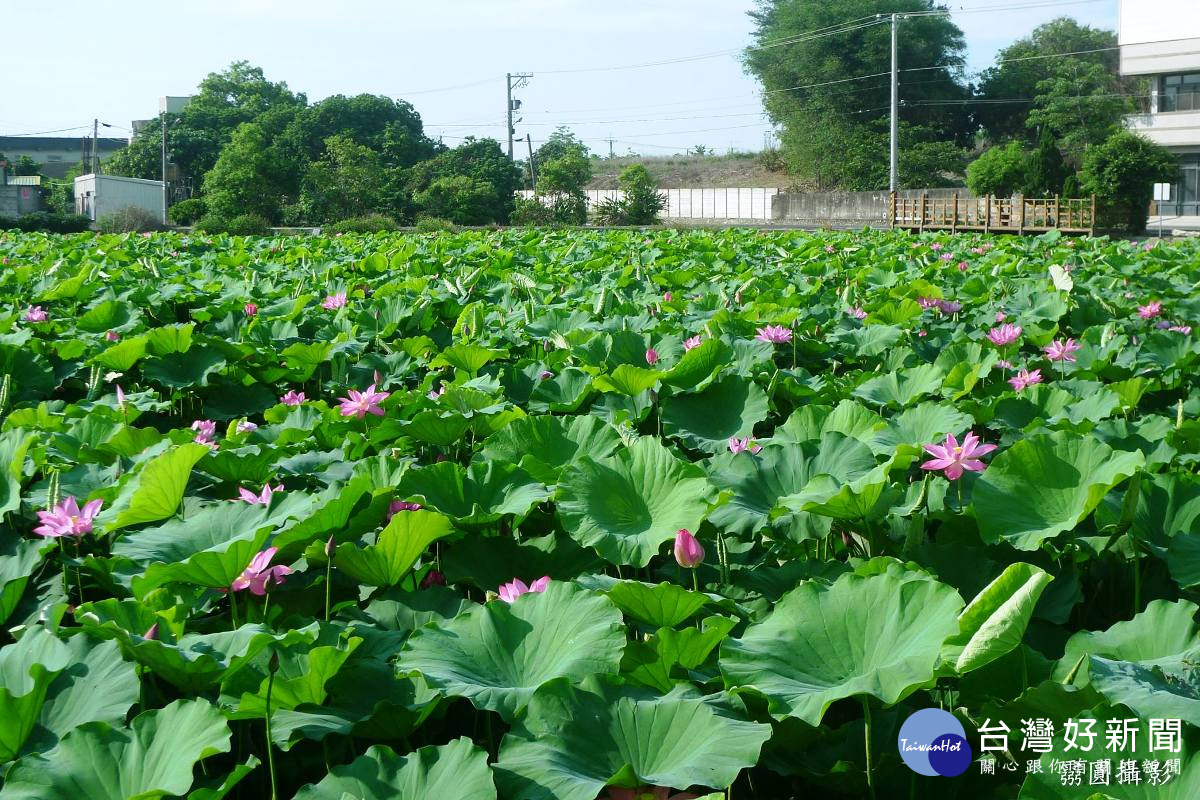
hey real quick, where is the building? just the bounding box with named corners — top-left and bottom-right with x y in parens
top-left (74, 174), bottom-right (165, 225)
top-left (0, 163), bottom-right (43, 218)
top-left (1121, 0), bottom-right (1200, 220)
top-left (0, 136), bottom-right (126, 179)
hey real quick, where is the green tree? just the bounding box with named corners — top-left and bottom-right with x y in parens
top-left (967, 142), bottom-right (1034, 197)
top-left (413, 176), bottom-right (499, 225)
top-left (594, 164), bottom-right (665, 225)
top-left (1025, 60), bottom-right (1131, 162)
top-left (1079, 132), bottom-right (1177, 233)
top-left (299, 135), bottom-right (385, 223)
top-left (534, 128), bottom-right (590, 165)
top-left (12, 156), bottom-right (41, 177)
top-left (409, 138), bottom-right (519, 223)
top-left (745, 0), bottom-right (971, 189)
top-left (976, 18), bottom-right (1119, 142)
top-left (201, 123), bottom-right (287, 222)
top-left (1028, 125), bottom-right (1068, 196)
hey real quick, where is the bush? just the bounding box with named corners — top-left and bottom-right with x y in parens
top-left (592, 165), bottom-right (666, 226)
top-left (966, 143), bottom-right (1033, 197)
top-left (1062, 174), bottom-right (1082, 199)
top-left (413, 176), bottom-right (499, 226)
top-left (10, 212), bottom-right (92, 234)
top-left (168, 198), bottom-right (207, 226)
top-left (509, 197), bottom-right (557, 226)
top-left (195, 213), bottom-right (272, 236)
top-left (1080, 131), bottom-right (1178, 234)
top-left (323, 214), bottom-right (398, 234)
top-left (98, 206), bottom-right (164, 234)
top-left (415, 216), bottom-right (457, 234)
top-left (510, 193), bottom-right (587, 227)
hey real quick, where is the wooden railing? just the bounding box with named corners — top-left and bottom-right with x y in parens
top-left (890, 193), bottom-right (1096, 235)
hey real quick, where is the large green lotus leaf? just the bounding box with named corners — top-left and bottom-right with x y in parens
top-left (106, 443), bottom-right (212, 531)
top-left (493, 680), bottom-right (770, 800)
top-left (362, 587), bottom-right (476, 635)
top-left (145, 323), bottom-right (194, 355)
top-left (0, 629), bottom-right (71, 762)
top-left (606, 581), bottom-right (709, 629)
top-left (0, 430), bottom-right (34, 521)
top-left (851, 363), bottom-right (944, 408)
top-left (773, 400), bottom-right (885, 445)
top-left (1088, 655), bottom-right (1200, 727)
top-left (1019, 705), bottom-right (1199, 799)
top-left (661, 337), bottom-right (735, 390)
top-left (720, 569), bottom-right (963, 724)
top-left (113, 500), bottom-right (288, 566)
top-left (1168, 534), bottom-right (1200, 590)
top-left (140, 346), bottom-right (227, 388)
top-left (76, 300), bottom-right (133, 333)
top-left (132, 528), bottom-right (271, 596)
top-left (556, 436), bottom-right (712, 567)
top-left (624, 617), bottom-right (738, 692)
top-left (186, 757), bottom-right (259, 800)
top-left (869, 402), bottom-right (975, 459)
top-left (775, 463), bottom-right (894, 521)
top-left (481, 414), bottom-right (621, 484)
top-left (708, 435), bottom-right (877, 541)
top-left (404, 410), bottom-right (474, 446)
top-left (29, 637), bottom-right (139, 756)
top-left (92, 335), bottom-right (148, 371)
top-left (430, 344), bottom-right (501, 375)
top-left (0, 699), bottom-right (231, 800)
top-left (293, 738), bottom-right (496, 800)
top-left (398, 581), bottom-right (625, 720)
top-left (335, 510), bottom-right (454, 587)
top-left (973, 435), bottom-right (1145, 550)
top-left (0, 539), bottom-right (44, 626)
top-left (397, 460), bottom-right (550, 527)
top-left (1053, 600), bottom-right (1200, 686)
top-left (662, 376), bottom-right (768, 453)
top-left (940, 563), bottom-right (1053, 676)
top-left (592, 364), bottom-right (663, 396)
top-left (221, 624), bottom-right (362, 717)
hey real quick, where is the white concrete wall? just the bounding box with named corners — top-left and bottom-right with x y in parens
top-left (74, 174), bottom-right (165, 223)
top-left (1120, 0), bottom-right (1200, 75)
top-left (517, 188), bottom-right (781, 220)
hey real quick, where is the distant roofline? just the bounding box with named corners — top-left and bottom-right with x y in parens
top-left (0, 136), bottom-right (126, 151)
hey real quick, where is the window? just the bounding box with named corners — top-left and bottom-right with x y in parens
top-left (1161, 73), bottom-right (1200, 112)
top-left (1161, 154), bottom-right (1200, 216)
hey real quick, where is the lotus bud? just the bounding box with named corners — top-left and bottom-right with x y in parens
top-left (663, 291), bottom-right (672, 302)
top-left (325, 535), bottom-right (336, 559)
top-left (268, 651), bottom-right (280, 674)
top-left (645, 348), bottom-right (659, 366)
top-left (244, 303), bottom-right (257, 317)
top-left (673, 529), bottom-right (704, 569)
top-left (420, 570), bottom-right (446, 589)
top-left (143, 622), bottom-right (160, 640)
top-left (105, 330), bottom-right (120, 342)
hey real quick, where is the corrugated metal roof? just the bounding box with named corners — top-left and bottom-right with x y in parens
top-left (4, 176), bottom-right (42, 186)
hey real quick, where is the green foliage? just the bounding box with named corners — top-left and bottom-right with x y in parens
top-left (1080, 131), bottom-right (1178, 233)
top-left (414, 216), bottom-right (457, 233)
top-left (322, 214), bottom-right (398, 234)
top-left (167, 198), bottom-right (206, 226)
top-left (195, 212), bottom-right (272, 235)
top-left (4, 212), bottom-right (92, 234)
top-left (201, 122), bottom-right (287, 222)
top-left (1028, 125), bottom-right (1069, 196)
top-left (299, 134), bottom-right (384, 223)
top-left (97, 206), bottom-right (164, 234)
top-left (11, 156), bottom-right (41, 177)
top-left (410, 138), bottom-right (520, 224)
top-left (593, 164), bottom-right (665, 225)
top-left (527, 146), bottom-right (592, 226)
top-left (413, 176), bottom-right (499, 226)
top-left (747, 0), bottom-right (971, 189)
top-left (967, 142), bottom-right (1034, 197)
top-left (1026, 60), bottom-right (1132, 162)
top-left (533, 127), bottom-right (590, 165)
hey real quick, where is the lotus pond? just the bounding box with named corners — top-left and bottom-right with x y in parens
top-left (0, 228), bottom-right (1198, 799)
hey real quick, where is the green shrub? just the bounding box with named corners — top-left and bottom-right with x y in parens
top-left (592, 165), bottom-right (666, 226)
top-left (413, 176), bottom-right (498, 225)
top-left (415, 216), bottom-right (457, 233)
top-left (966, 143), bottom-right (1033, 197)
top-left (1080, 131), bottom-right (1178, 234)
top-left (323, 214), bottom-right (398, 234)
top-left (11, 212), bottom-right (92, 234)
top-left (195, 213), bottom-right (272, 236)
top-left (168, 198), bottom-right (207, 226)
top-left (1062, 174), bottom-right (1082, 199)
top-left (0, 215), bottom-right (16, 230)
top-left (98, 206), bottom-right (164, 234)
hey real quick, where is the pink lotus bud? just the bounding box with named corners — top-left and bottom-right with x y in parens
top-left (324, 535), bottom-right (336, 558)
top-left (645, 348), bottom-right (659, 366)
top-left (673, 529), bottom-right (704, 569)
top-left (244, 303), bottom-right (258, 317)
top-left (105, 330), bottom-right (120, 342)
top-left (421, 570), bottom-right (446, 589)
top-left (663, 292), bottom-right (672, 302)
top-left (144, 622), bottom-right (159, 640)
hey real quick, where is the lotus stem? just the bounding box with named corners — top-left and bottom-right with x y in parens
top-left (265, 652), bottom-right (279, 800)
top-left (691, 568), bottom-right (699, 593)
top-left (324, 558), bottom-right (333, 622)
top-left (230, 592), bottom-right (239, 630)
top-left (862, 697), bottom-right (875, 800)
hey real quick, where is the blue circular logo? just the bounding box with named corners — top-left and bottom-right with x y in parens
top-left (897, 709), bottom-right (972, 777)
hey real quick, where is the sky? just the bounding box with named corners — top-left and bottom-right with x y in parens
top-left (2, 0), bottom-right (1118, 157)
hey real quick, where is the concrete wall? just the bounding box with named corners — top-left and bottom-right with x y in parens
top-left (75, 174), bottom-right (165, 224)
top-left (518, 187), bottom-right (780, 220)
top-left (0, 185), bottom-right (43, 218)
top-left (771, 189), bottom-right (973, 227)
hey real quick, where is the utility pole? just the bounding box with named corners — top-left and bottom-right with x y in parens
top-left (505, 73), bottom-right (532, 159)
top-left (92, 118), bottom-right (99, 174)
top-left (889, 13), bottom-right (899, 193)
top-left (526, 133), bottom-right (537, 189)
top-left (608, 139), bottom-right (615, 158)
top-left (161, 111), bottom-right (169, 224)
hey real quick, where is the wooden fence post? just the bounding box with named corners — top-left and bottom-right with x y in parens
top-left (952, 193), bottom-right (959, 233)
top-left (919, 193), bottom-right (928, 233)
top-left (1089, 195), bottom-right (1097, 236)
top-left (1017, 195), bottom-right (1026, 234)
top-left (1052, 195), bottom-right (1060, 231)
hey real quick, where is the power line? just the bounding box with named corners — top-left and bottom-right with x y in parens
top-left (0, 125), bottom-right (91, 137)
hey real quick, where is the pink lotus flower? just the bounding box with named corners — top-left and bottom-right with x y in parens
top-left (428, 384), bottom-right (445, 400)
top-left (34, 496), bottom-right (103, 538)
top-left (728, 437), bottom-right (763, 455)
top-left (755, 325), bottom-right (792, 344)
top-left (849, 307), bottom-right (867, 320)
top-left (921, 431), bottom-right (997, 480)
top-left (1170, 325), bottom-right (1192, 335)
top-left (673, 528), bottom-right (704, 568)
top-left (338, 384), bottom-right (389, 418)
top-left (1008, 368), bottom-right (1043, 392)
top-left (322, 292), bottom-right (347, 310)
top-left (996, 359), bottom-right (1014, 370)
top-left (683, 335), bottom-right (702, 351)
top-left (280, 390), bottom-right (305, 406)
top-left (602, 788), bottom-right (698, 800)
top-left (231, 547), bottom-right (293, 595)
top-left (238, 483), bottom-right (283, 505)
top-left (1044, 339), bottom-right (1081, 363)
top-left (971, 247), bottom-right (986, 255)
top-left (116, 384), bottom-right (126, 410)
top-left (930, 243), bottom-right (943, 251)
top-left (143, 623), bottom-right (160, 641)
top-left (825, 244), bottom-right (836, 254)
top-left (1138, 301), bottom-right (1162, 320)
top-left (105, 330), bottom-right (120, 342)
top-left (498, 576), bottom-right (550, 603)
top-left (191, 419), bottom-right (217, 445)
top-left (995, 311), bottom-right (1006, 322)
top-left (917, 297), bottom-right (939, 310)
top-left (957, 261), bottom-right (969, 271)
top-left (420, 570), bottom-right (446, 589)
top-left (24, 305), bottom-right (47, 322)
top-left (918, 330), bottom-right (928, 337)
top-left (940, 252), bottom-right (954, 262)
top-left (936, 299), bottom-right (962, 315)
top-left (662, 292), bottom-right (672, 302)
top-left (387, 500), bottom-right (422, 520)
top-left (244, 303), bottom-right (258, 317)
top-left (645, 348), bottom-right (660, 365)
top-left (539, 370), bottom-right (554, 380)
top-left (986, 324), bottom-right (1022, 347)
top-left (236, 420), bottom-right (258, 434)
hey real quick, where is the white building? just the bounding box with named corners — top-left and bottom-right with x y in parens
top-left (74, 174), bottom-right (165, 225)
top-left (1121, 0), bottom-right (1200, 219)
